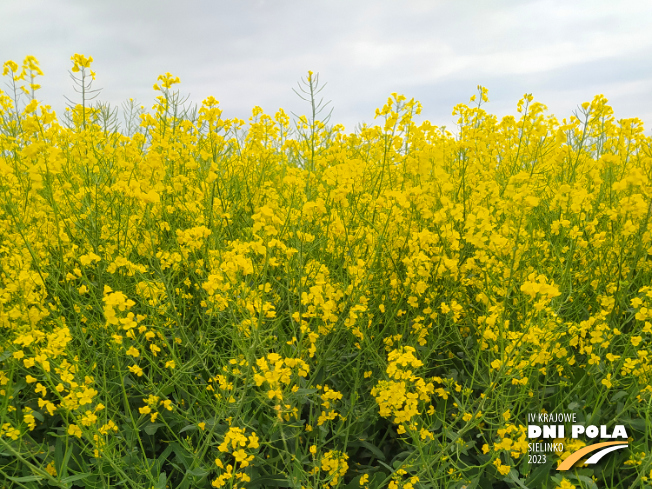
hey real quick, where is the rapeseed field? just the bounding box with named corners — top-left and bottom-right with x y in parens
top-left (0, 55), bottom-right (651, 488)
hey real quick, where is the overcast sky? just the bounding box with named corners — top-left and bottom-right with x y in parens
top-left (2, 0), bottom-right (652, 136)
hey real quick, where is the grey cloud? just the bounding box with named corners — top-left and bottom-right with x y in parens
top-left (1, 0), bottom-right (651, 135)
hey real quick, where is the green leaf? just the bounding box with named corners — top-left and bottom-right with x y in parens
top-left (525, 458), bottom-right (554, 488)
top-left (61, 473), bottom-right (91, 483)
top-left (186, 467), bottom-right (209, 477)
top-left (144, 423), bottom-right (165, 435)
top-left (293, 388), bottom-right (318, 396)
top-left (12, 379), bottom-right (27, 395)
top-left (179, 424), bottom-right (197, 433)
top-left (247, 476), bottom-right (296, 488)
top-left (55, 437), bottom-right (73, 479)
top-left (349, 439), bottom-right (386, 461)
top-left (504, 469), bottom-right (528, 489)
top-left (567, 474), bottom-right (598, 489)
top-left (7, 475), bottom-right (44, 482)
top-left (171, 444), bottom-right (194, 471)
top-left (154, 472), bottom-right (167, 489)
top-left (463, 474), bottom-right (494, 489)
top-left (619, 418), bottom-right (647, 432)
top-left (445, 429), bottom-right (459, 442)
top-left (157, 443), bottom-right (176, 464)
top-left (610, 390), bottom-right (628, 402)
top-left (391, 450), bottom-right (412, 468)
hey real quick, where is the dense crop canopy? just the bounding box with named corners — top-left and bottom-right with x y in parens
top-left (0, 56), bottom-right (651, 488)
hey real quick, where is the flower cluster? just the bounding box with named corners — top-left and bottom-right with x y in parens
top-left (212, 427), bottom-right (259, 488)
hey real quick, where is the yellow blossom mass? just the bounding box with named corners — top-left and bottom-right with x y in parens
top-left (0, 58), bottom-right (649, 488)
